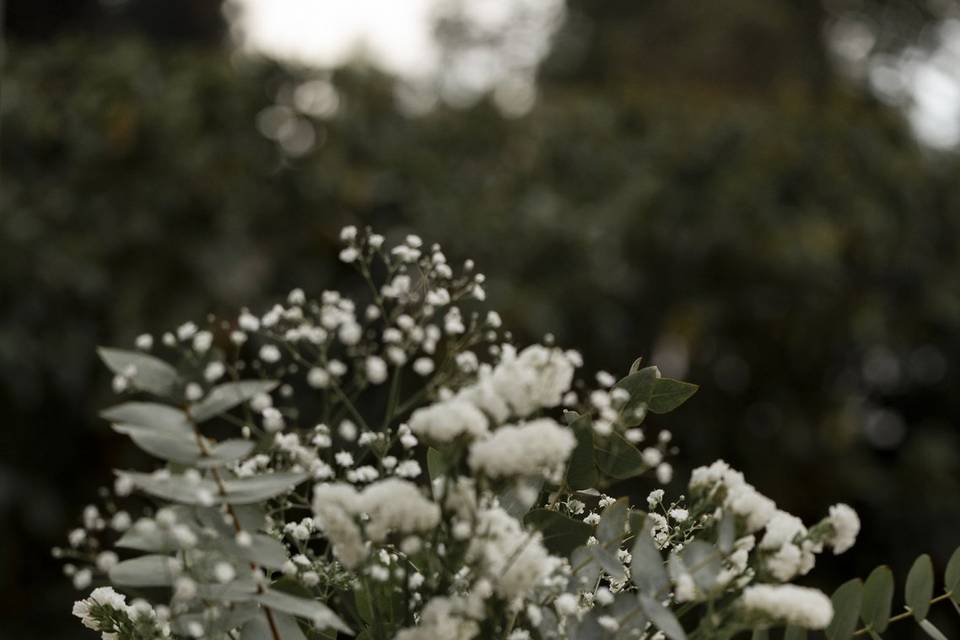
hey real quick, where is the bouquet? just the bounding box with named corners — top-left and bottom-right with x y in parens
top-left (57, 226), bottom-right (959, 639)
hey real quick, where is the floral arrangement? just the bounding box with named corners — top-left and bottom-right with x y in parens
top-left (57, 226), bottom-right (960, 639)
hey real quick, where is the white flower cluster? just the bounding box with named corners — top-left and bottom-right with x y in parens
top-left (739, 584), bottom-right (834, 629)
top-left (689, 460), bottom-right (860, 585)
top-left (72, 587), bottom-right (169, 639)
top-left (311, 478), bottom-right (441, 568)
top-left (468, 418), bottom-right (576, 481)
top-left (468, 506), bottom-right (561, 602)
top-left (690, 460), bottom-right (777, 532)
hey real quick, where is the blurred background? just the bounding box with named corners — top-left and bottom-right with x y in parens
top-left (3, 0), bottom-right (960, 637)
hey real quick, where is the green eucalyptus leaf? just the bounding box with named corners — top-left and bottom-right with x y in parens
top-left (256, 587), bottom-right (352, 634)
top-left (220, 533), bottom-right (290, 570)
top-left (945, 546), bottom-right (960, 601)
top-left (524, 509), bottom-right (593, 557)
top-left (614, 366), bottom-right (659, 426)
top-left (98, 347), bottom-right (179, 397)
top-left (593, 431), bottom-right (648, 479)
top-left (717, 511), bottom-right (736, 554)
top-left (109, 554), bottom-right (178, 587)
top-left (906, 554), bottom-right (934, 621)
top-left (631, 517), bottom-right (669, 597)
top-left (203, 439), bottom-right (257, 467)
top-left (628, 357), bottom-right (644, 374)
top-left (587, 545), bottom-right (626, 581)
top-left (112, 423), bottom-right (202, 464)
top-left (639, 593), bottom-right (686, 640)
top-left (597, 498), bottom-right (628, 546)
top-left (826, 578), bottom-right (863, 640)
top-left (221, 472), bottom-right (308, 504)
top-left (861, 565), bottom-right (895, 633)
top-left (569, 546), bottom-right (603, 591)
top-left (680, 541), bottom-right (722, 593)
top-left (100, 402), bottom-right (190, 434)
top-left (191, 380), bottom-right (279, 422)
top-left (427, 447), bottom-right (447, 483)
top-left (498, 476), bottom-right (544, 520)
top-left (196, 579), bottom-right (260, 602)
top-left (647, 378), bottom-right (698, 414)
top-left (241, 611), bottom-right (308, 640)
top-left (173, 603), bottom-right (260, 636)
top-left (565, 414), bottom-right (597, 490)
top-left (123, 470), bottom-right (220, 505)
top-left (115, 521), bottom-right (187, 553)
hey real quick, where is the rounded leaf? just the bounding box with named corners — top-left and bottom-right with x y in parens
top-left (905, 554), bottom-right (934, 621)
top-left (861, 565), bottom-right (895, 633)
top-left (826, 578), bottom-right (863, 640)
top-left (945, 545), bottom-right (960, 601)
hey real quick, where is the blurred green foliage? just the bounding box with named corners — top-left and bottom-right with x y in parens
top-left (3, 32), bottom-right (960, 637)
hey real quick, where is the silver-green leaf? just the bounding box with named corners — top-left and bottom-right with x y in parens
top-left (190, 380), bottom-right (279, 422)
top-left (99, 347), bottom-right (179, 396)
top-left (906, 554), bottom-right (934, 621)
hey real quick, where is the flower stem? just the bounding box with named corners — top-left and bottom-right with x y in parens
top-left (853, 592), bottom-right (954, 636)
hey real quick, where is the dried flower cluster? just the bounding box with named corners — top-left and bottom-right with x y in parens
top-left (58, 226), bottom-right (862, 639)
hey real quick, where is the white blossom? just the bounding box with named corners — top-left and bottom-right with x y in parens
top-left (409, 397), bottom-right (489, 443)
top-left (739, 584), bottom-right (833, 629)
top-left (468, 419), bottom-right (575, 480)
top-left (826, 503), bottom-right (860, 554)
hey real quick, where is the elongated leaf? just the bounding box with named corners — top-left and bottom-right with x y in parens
top-left (826, 578), bottom-right (863, 640)
top-left (639, 593), bottom-right (686, 640)
top-left (109, 554), bottom-right (178, 587)
top-left (256, 588), bottom-right (351, 634)
top-left (241, 611), bottom-right (308, 640)
top-left (99, 347), bottom-right (179, 396)
top-left (525, 509), bottom-right (593, 557)
top-left (204, 439), bottom-right (257, 467)
top-left (427, 447), bottom-right (447, 483)
top-left (906, 554), bottom-right (934, 621)
top-left (918, 619), bottom-right (950, 640)
top-left (587, 545), bottom-right (626, 581)
top-left (174, 603), bottom-right (260, 636)
top-left (101, 402), bottom-right (190, 434)
top-left (221, 472), bottom-right (307, 504)
top-left (717, 511), bottom-right (736, 554)
top-left (631, 517), bottom-right (669, 597)
top-left (115, 521), bottom-right (188, 553)
top-left (191, 380), bottom-right (279, 422)
top-left (647, 378), bottom-right (698, 414)
top-left (945, 546), bottom-right (960, 602)
top-left (861, 565), bottom-right (895, 633)
top-left (594, 431), bottom-right (648, 479)
top-left (569, 546), bottom-right (603, 591)
top-left (597, 498), bottom-right (628, 546)
top-left (498, 476), bottom-right (544, 520)
top-left (610, 592), bottom-right (648, 635)
top-left (680, 541), bottom-right (722, 592)
top-left (196, 580), bottom-right (260, 602)
top-left (565, 414), bottom-right (597, 490)
top-left (784, 627), bottom-right (807, 640)
top-left (123, 471), bottom-right (220, 505)
top-left (113, 424), bottom-right (202, 464)
top-left (221, 533), bottom-right (290, 570)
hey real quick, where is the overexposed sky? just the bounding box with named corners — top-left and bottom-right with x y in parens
top-left (231, 1), bottom-right (960, 147)
top-left (227, 0), bottom-right (566, 116)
